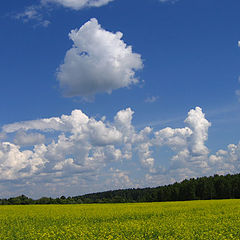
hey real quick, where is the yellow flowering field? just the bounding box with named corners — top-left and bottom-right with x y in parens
top-left (0, 200), bottom-right (240, 239)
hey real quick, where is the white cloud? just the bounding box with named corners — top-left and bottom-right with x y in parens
top-left (235, 77), bottom-right (240, 101)
top-left (208, 143), bottom-right (240, 175)
top-left (15, 0), bottom-right (180, 27)
top-left (236, 89), bottom-right (240, 100)
top-left (0, 132), bottom-right (6, 140)
top-left (152, 107), bottom-right (212, 182)
top-left (114, 108), bottom-right (134, 130)
top-left (86, 118), bottom-right (122, 146)
top-left (0, 142), bottom-right (47, 180)
top-left (1, 106), bottom-right (240, 198)
top-left (15, 0), bottom-right (114, 26)
top-left (184, 107), bottom-right (211, 155)
top-left (16, 6), bottom-right (39, 20)
top-left (3, 116), bottom-right (66, 133)
top-left (159, 0), bottom-right (178, 3)
top-left (137, 142), bottom-right (154, 169)
top-left (15, 5), bottom-right (51, 27)
top-left (14, 131), bottom-right (46, 147)
top-left (154, 127), bottom-right (192, 150)
top-left (41, 0), bottom-right (114, 10)
top-left (108, 168), bottom-right (133, 189)
top-left (145, 96), bottom-right (159, 103)
top-left (57, 18), bottom-right (143, 98)
top-left (1, 109), bottom-right (129, 182)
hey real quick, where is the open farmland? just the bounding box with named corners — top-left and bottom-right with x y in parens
top-left (0, 200), bottom-right (240, 239)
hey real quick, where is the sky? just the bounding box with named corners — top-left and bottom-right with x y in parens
top-left (1, 0), bottom-right (240, 198)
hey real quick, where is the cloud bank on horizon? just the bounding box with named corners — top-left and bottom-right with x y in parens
top-left (57, 18), bottom-right (143, 98)
top-left (1, 106), bottom-right (239, 198)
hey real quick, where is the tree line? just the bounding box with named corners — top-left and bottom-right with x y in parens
top-left (1, 173), bottom-right (240, 205)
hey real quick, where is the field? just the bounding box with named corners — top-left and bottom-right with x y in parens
top-left (0, 200), bottom-right (240, 239)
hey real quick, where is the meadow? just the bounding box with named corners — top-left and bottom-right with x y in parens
top-left (0, 200), bottom-right (240, 239)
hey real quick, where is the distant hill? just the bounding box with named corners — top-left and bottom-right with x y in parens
top-left (1, 173), bottom-right (240, 205)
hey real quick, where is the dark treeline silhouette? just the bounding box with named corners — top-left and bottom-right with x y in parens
top-left (1, 173), bottom-right (240, 205)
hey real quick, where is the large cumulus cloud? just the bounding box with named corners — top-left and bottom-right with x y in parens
top-left (57, 18), bottom-right (143, 98)
top-left (1, 106), bottom-right (240, 198)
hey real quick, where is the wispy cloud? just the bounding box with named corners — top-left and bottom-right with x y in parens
top-left (15, 0), bottom-right (115, 27)
top-left (41, 0), bottom-right (114, 10)
top-left (15, 0), bottom-right (179, 27)
top-left (235, 77), bottom-right (240, 101)
top-left (145, 96), bottom-right (159, 103)
top-left (159, 0), bottom-right (178, 3)
top-left (15, 5), bottom-right (51, 27)
top-left (236, 90), bottom-right (240, 101)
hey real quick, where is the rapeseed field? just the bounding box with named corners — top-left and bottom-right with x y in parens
top-left (0, 199), bottom-right (239, 239)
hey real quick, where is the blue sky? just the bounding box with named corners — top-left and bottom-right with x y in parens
top-left (1, 0), bottom-right (240, 198)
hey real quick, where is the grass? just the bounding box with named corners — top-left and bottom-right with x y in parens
top-left (0, 199), bottom-right (240, 239)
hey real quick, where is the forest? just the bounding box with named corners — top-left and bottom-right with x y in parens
top-left (1, 173), bottom-right (240, 205)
